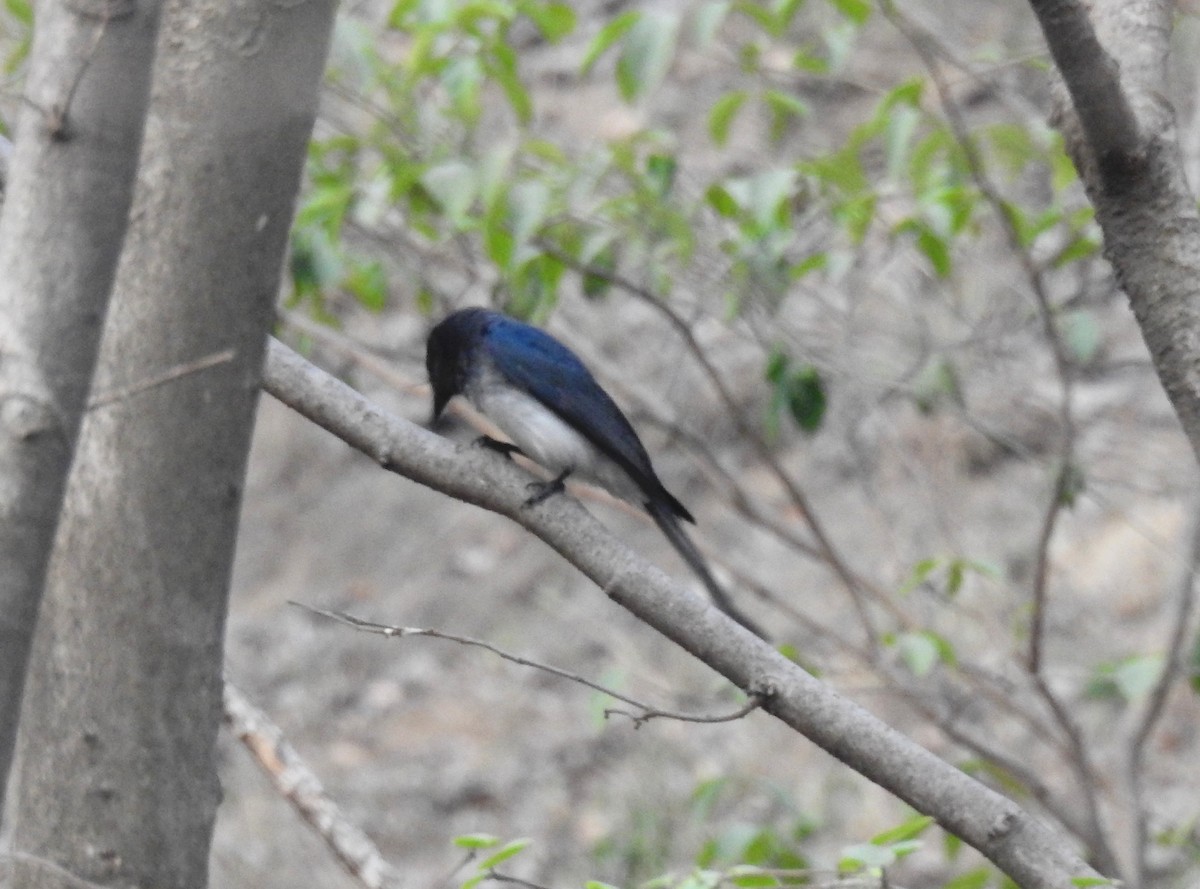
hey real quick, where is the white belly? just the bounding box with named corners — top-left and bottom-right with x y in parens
top-left (467, 376), bottom-right (642, 503)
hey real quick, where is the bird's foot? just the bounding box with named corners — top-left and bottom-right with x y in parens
top-left (474, 435), bottom-right (523, 460)
top-left (523, 470), bottom-right (570, 508)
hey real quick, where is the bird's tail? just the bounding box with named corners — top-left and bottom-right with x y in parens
top-left (646, 500), bottom-right (771, 642)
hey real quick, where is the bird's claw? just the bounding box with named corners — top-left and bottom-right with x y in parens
top-left (474, 435), bottom-right (523, 460)
top-left (522, 472), bottom-right (569, 508)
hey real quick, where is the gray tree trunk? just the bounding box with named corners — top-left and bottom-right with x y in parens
top-left (1029, 0), bottom-right (1200, 459)
top-left (3, 0), bottom-right (335, 886)
top-left (0, 0), bottom-right (161, 810)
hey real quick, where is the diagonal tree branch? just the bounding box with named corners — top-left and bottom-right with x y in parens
top-left (262, 337), bottom-right (1103, 889)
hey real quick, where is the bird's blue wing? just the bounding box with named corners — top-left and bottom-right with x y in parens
top-left (482, 315), bottom-right (690, 519)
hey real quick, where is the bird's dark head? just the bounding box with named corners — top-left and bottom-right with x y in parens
top-left (426, 308), bottom-right (496, 421)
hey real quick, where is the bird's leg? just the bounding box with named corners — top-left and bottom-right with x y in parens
top-left (473, 435), bottom-right (524, 460)
top-left (523, 469), bottom-right (571, 508)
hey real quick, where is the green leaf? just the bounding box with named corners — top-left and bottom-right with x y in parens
top-left (836, 193), bottom-right (875, 243)
top-left (709, 90), bottom-right (748, 147)
top-left (745, 168), bottom-right (797, 231)
top-left (764, 350), bottom-right (826, 436)
top-left (616, 11), bottom-right (679, 102)
top-left (705, 183), bottom-right (740, 218)
top-left (885, 104), bottom-right (920, 180)
top-left (871, 815), bottom-right (934, 845)
top-left (421, 160), bottom-right (478, 229)
top-left (899, 557), bottom-right (940, 595)
top-left (915, 225), bottom-right (952, 277)
top-left (912, 356), bottom-right (963, 413)
top-left (763, 90), bottom-right (808, 142)
top-left (387, 0), bottom-right (421, 28)
top-left (785, 364), bottom-right (825, 433)
top-left (646, 153), bottom-right (677, 197)
top-left (1189, 631), bottom-right (1200, 694)
top-left (477, 838), bottom-right (532, 870)
top-left (943, 868), bottom-right (991, 889)
top-left (792, 45), bottom-right (829, 73)
top-left (789, 252), bottom-right (826, 280)
top-left (1050, 137), bottom-right (1079, 191)
top-left (1070, 878), bottom-right (1115, 887)
top-left (1052, 235), bottom-right (1099, 268)
top-left (443, 56), bottom-right (484, 124)
top-left (943, 832), bottom-right (963, 862)
top-left (294, 182), bottom-right (354, 230)
top-left (345, 260), bottom-right (388, 311)
top-left (290, 228), bottom-right (343, 296)
top-left (730, 873), bottom-right (779, 888)
top-left (508, 179), bottom-right (550, 247)
top-left (581, 245), bottom-right (617, 299)
top-left (1086, 655), bottom-right (1164, 703)
top-left (520, 1), bottom-right (576, 42)
top-left (454, 833), bottom-right (501, 849)
top-left (486, 41), bottom-right (533, 123)
top-left (946, 559), bottom-right (965, 596)
top-left (1113, 655), bottom-right (1163, 701)
top-left (1058, 461), bottom-right (1086, 508)
top-left (416, 284), bottom-right (436, 315)
top-left (4, 0), bottom-right (32, 23)
top-left (693, 1), bottom-right (730, 47)
top-left (986, 122), bottom-right (1036, 175)
top-left (581, 10), bottom-right (640, 75)
top-left (839, 842), bottom-right (894, 872)
top-left (690, 776), bottom-right (728, 818)
top-left (1061, 309), bottom-right (1102, 364)
top-left (896, 632), bottom-right (939, 677)
top-left (732, 0), bottom-right (778, 35)
top-left (484, 192), bottom-right (515, 268)
top-left (828, 0), bottom-right (871, 24)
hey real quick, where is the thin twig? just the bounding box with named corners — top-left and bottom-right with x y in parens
top-left (485, 871), bottom-right (556, 889)
top-left (1127, 500), bottom-right (1200, 888)
top-left (222, 681), bottom-right (405, 889)
top-left (879, 6), bottom-right (1078, 674)
top-left (87, 348), bottom-right (237, 409)
top-left (47, 9), bottom-right (112, 140)
top-left (278, 309), bottom-right (424, 396)
top-left (605, 694), bottom-right (763, 729)
top-left (294, 603), bottom-right (765, 727)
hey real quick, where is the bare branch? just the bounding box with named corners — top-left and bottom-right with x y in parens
top-left (1127, 501), bottom-right (1200, 886)
top-left (223, 681), bottom-right (405, 889)
top-left (278, 308), bottom-right (423, 397)
top-left (604, 695), bottom-right (763, 729)
top-left (86, 348), bottom-right (236, 410)
top-left (294, 602), bottom-right (764, 727)
top-left (1025, 0), bottom-right (1142, 179)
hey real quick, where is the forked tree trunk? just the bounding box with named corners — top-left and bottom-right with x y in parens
top-left (4, 1), bottom-right (335, 886)
top-left (0, 0), bottom-right (162, 810)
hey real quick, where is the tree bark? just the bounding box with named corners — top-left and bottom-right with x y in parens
top-left (1028, 0), bottom-right (1200, 461)
top-left (4, 1), bottom-right (335, 886)
top-left (0, 0), bottom-right (161, 811)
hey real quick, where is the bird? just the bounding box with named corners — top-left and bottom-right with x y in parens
top-left (426, 307), bottom-right (767, 639)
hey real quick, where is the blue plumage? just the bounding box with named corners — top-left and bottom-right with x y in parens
top-left (426, 307), bottom-right (766, 638)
